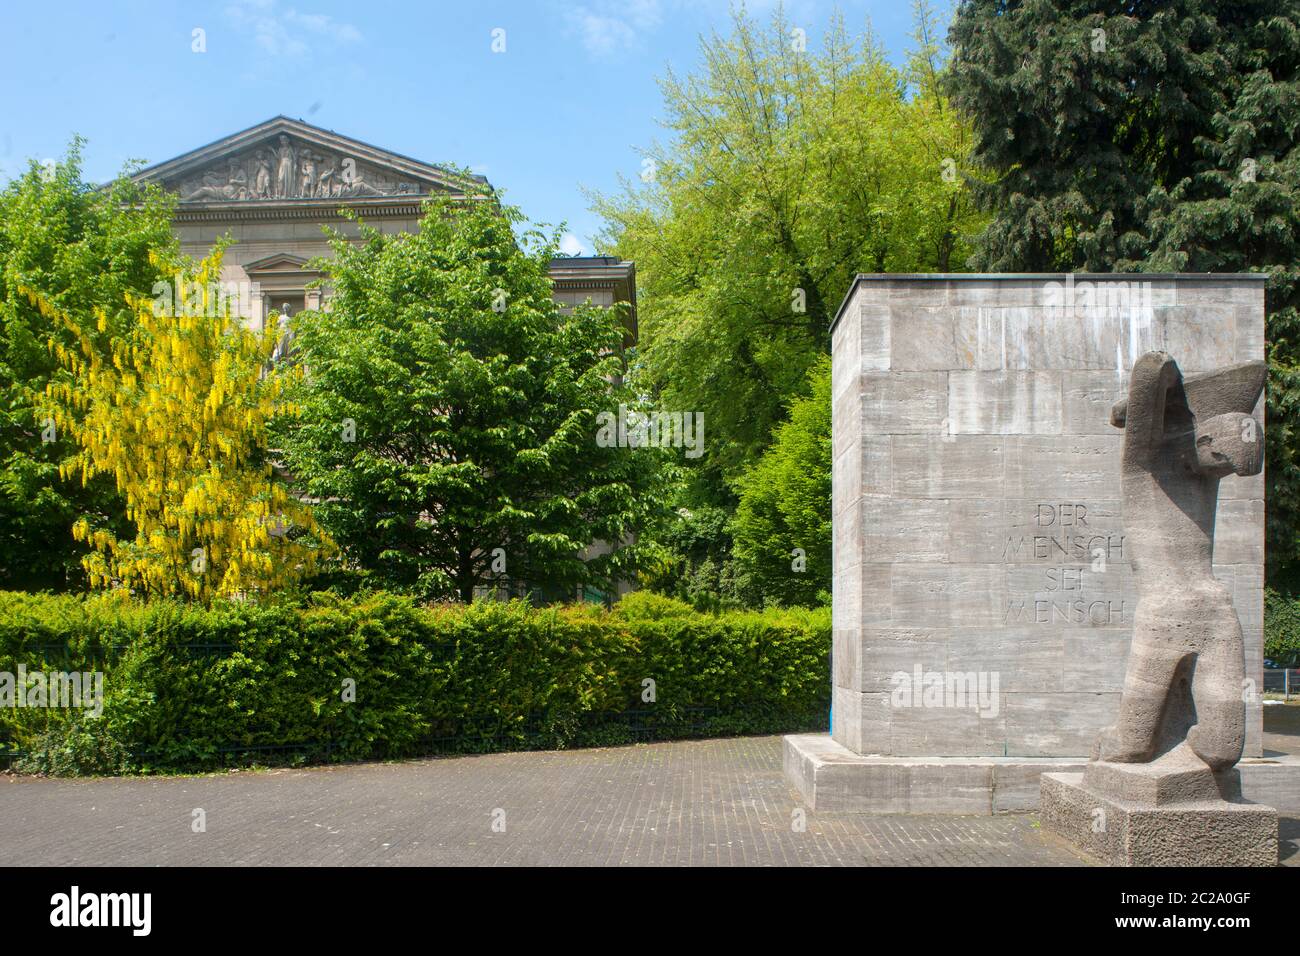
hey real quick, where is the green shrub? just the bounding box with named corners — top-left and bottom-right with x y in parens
top-left (15, 719), bottom-right (131, 776)
top-left (0, 590), bottom-right (830, 775)
top-left (1265, 588), bottom-right (1300, 665)
top-left (610, 591), bottom-right (696, 620)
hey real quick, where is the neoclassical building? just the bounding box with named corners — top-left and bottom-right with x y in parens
top-left (132, 115), bottom-right (635, 331)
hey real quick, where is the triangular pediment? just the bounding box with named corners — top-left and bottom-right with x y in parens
top-left (244, 253), bottom-right (314, 274)
top-left (132, 116), bottom-right (487, 205)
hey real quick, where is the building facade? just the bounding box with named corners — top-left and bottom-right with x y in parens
top-left (132, 116), bottom-right (635, 331)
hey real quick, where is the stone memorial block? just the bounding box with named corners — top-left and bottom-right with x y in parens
top-left (786, 273), bottom-right (1285, 815)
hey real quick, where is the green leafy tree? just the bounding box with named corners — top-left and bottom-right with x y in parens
top-left (0, 143), bottom-right (178, 590)
top-left (946, 0), bottom-right (1300, 575)
top-left (592, 4), bottom-right (984, 493)
top-left (731, 357), bottom-right (832, 607)
top-left (278, 195), bottom-right (667, 602)
top-left (638, 503), bottom-right (753, 611)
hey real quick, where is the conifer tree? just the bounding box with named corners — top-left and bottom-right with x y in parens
top-left (947, 0), bottom-right (1300, 574)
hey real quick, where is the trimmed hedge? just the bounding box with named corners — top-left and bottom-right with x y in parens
top-left (0, 589), bottom-right (829, 775)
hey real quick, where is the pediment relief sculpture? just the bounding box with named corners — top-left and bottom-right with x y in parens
top-left (174, 134), bottom-right (426, 202)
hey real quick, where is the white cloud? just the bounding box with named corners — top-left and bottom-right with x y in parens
top-left (225, 0), bottom-right (363, 57)
top-left (568, 0), bottom-right (662, 57)
top-left (559, 233), bottom-right (586, 257)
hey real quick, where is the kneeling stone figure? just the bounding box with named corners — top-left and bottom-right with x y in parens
top-left (1041, 350), bottom-right (1277, 866)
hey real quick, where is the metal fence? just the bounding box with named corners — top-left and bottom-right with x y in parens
top-left (1263, 668), bottom-right (1300, 700)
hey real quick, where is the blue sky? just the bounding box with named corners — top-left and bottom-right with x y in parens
top-left (0, 0), bottom-right (951, 255)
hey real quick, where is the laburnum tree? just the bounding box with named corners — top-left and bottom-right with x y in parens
top-left (591, 4), bottom-right (984, 493)
top-left (27, 251), bottom-right (334, 601)
top-left (277, 195), bottom-right (668, 602)
top-left (0, 143), bottom-right (177, 590)
top-left (946, 0), bottom-right (1300, 577)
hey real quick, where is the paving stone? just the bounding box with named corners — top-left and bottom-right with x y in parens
top-left (0, 736), bottom-right (1091, 867)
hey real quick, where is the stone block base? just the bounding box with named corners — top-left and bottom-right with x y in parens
top-left (1040, 772), bottom-right (1277, 866)
top-left (784, 733), bottom-right (1300, 816)
top-left (784, 734), bottom-right (1087, 813)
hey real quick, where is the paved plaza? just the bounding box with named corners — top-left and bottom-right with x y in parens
top-left (3, 719), bottom-right (1297, 866)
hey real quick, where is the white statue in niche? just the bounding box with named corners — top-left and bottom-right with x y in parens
top-left (270, 304), bottom-right (294, 364)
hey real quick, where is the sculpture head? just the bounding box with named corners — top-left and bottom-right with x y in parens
top-left (1110, 356), bottom-right (1266, 477)
top-left (1194, 412), bottom-right (1264, 477)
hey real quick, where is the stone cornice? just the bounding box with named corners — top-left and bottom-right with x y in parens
top-left (552, 279), bottom-right (618, 289)
top-left (832, 272), bottom-right (1272, 333)
top-left (173, 199), bottom-right (425, 223)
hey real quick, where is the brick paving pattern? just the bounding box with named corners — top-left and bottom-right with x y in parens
top-left (3, 734), bottom-right (1295, 866)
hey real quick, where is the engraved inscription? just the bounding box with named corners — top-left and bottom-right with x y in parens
top-left (1002, 502), bottom-right (1126, 562)
top-left (1003, 598), bottom-right (1129, 626)
top-left (1004, 502), bottom-right (1127, 626)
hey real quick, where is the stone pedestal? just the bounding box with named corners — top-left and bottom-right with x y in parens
top-left (1040, 747), bottom-right (1277, 866)
top-left (784, 732), bottom-right (1300, 816)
